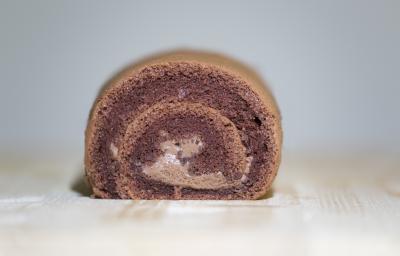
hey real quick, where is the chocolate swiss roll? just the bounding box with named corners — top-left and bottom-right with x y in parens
top-left (85, 51), bottom-right (282, 199)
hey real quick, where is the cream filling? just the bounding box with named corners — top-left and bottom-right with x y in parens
top-left (142, 135), bottom-right (251, 190)
top-left (110, 142), bottom-right (119, 159)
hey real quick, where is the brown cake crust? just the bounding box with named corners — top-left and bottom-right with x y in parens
top-left (85, 50), bottom-right (282, 200)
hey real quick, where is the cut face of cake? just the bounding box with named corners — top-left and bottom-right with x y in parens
top-left (85, 51), bottom-right (282, 199)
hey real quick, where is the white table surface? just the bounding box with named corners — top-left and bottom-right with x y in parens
top-left (0, 152), bottom-right (399, 256)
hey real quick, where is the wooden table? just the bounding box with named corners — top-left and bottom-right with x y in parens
top-left (0, 152), bottom-right (399, 256)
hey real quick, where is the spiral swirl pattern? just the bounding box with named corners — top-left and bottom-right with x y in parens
top-left (85, 51), bottom-right (281, 199)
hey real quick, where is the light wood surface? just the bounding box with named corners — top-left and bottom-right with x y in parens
top-left (0, 152), bottom-right (399, 256)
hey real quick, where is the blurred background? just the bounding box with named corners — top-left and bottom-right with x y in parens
top-left (1, 2), bottom-right (399, 255)
top-left (0, 0), bottom-right (399, 156)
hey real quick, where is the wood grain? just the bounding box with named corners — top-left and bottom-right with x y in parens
top-left (0, 152), bottom-right (399, 256)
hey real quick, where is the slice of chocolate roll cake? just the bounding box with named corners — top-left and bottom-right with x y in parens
top-left (85, 50), bottom-right (282, 199)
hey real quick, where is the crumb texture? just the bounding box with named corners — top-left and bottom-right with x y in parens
top-left (85, 52), bottom-right (281, 200)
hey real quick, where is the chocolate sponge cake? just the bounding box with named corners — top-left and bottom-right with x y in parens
top-left (85, 50), bottom-right (282, 199)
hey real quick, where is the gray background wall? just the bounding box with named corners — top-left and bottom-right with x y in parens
top-left (1, 0), bottom-right (399, 155)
